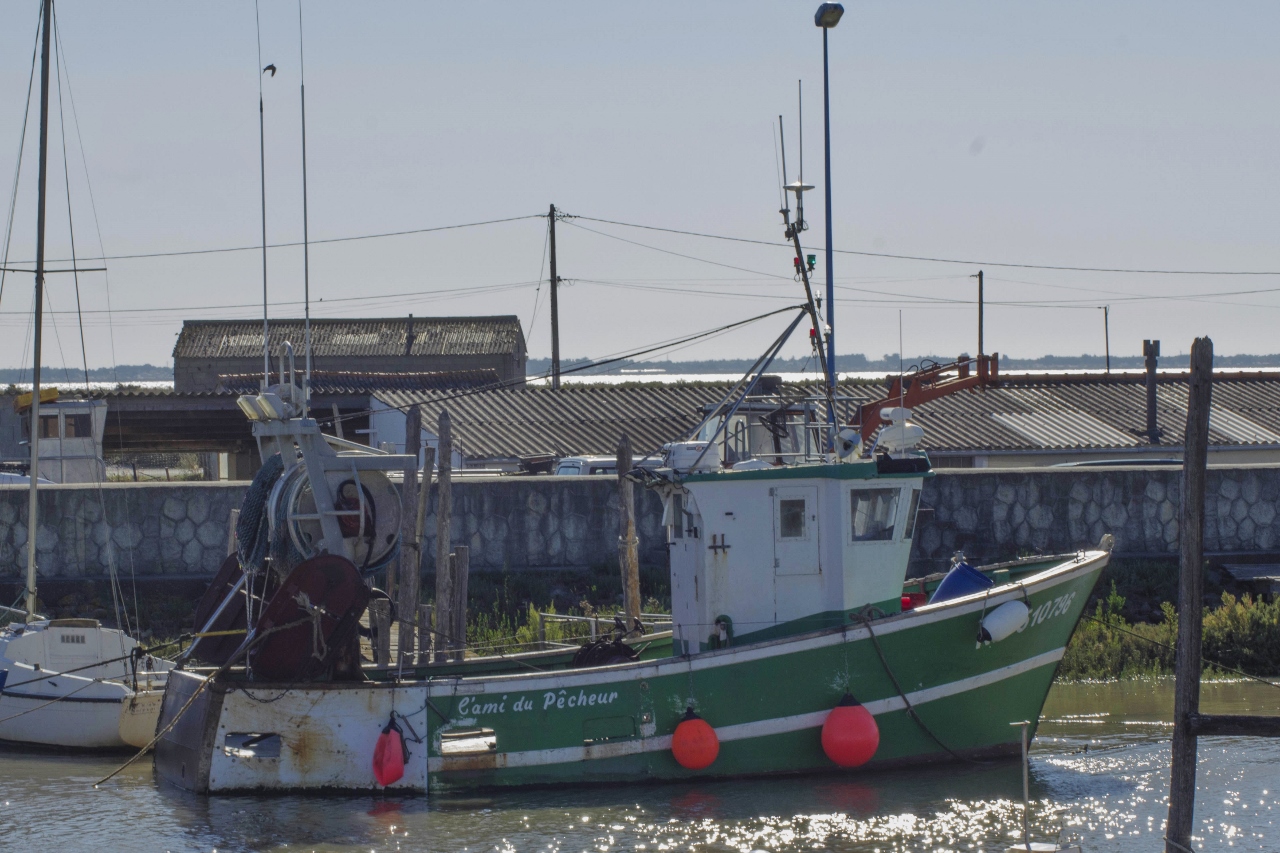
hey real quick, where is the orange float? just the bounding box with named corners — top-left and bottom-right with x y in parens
top-left (821, 693), bottom-right (879, 768)
top-left (671, 708), bottom-right (719, 770)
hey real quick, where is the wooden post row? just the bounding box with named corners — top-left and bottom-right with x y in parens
top-left (369, 598), bottom-right (392, 667)
top-left (451, 545), bottom-right (470, 662)
top-left (433, 410), bottom-right (453, 663)
top-left (396, 405), bottom-right (424, 666)
top-left (617, 434), bottom-right (641, 631)
top-left (1165, 336), bottom-right (1213, 853)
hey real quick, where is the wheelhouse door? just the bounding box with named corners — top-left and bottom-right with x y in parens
top-left (773, 486), bottom-right (819, 576)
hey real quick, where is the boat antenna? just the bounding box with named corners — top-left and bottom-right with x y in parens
top-left (797, 80), bottom-right (805, 231)
top-left (778, 113), bottom-right (834, 441)
top-left (777, 115), bottom-right (789, 222)
top-left (25, 0), bottom-right (52, 621)
top-left (255, 0), bottom-right (271, 389)
top-left (298, 0), bottom-right (311, 411)
top-left (898, 310), bottom-right (905, 410)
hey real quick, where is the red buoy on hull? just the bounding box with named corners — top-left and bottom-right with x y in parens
top-left (671, 708), bottom-right (719, 770)
top-left (821, 693), bottom-right (879, 768)
top-left (373, 717), bottom-right (407, 786)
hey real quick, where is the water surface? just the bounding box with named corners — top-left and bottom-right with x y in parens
top-left (2, 679), bottom-right (1276, 852)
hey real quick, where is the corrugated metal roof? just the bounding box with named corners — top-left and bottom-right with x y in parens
top-left (172, 317), bottom-right (525, 359)
top-left (376, 384), bottom-right (732, 459)
top-left (371, 372), bottom-right (1280, 460)
top-left (912, 373), bottom-right (1280, 452)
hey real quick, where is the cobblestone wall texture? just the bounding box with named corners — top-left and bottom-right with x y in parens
top-left (0, 478), bottom-right (664, 580)
top-left (0, 483), bottom-right (247, 580)
top-left (4, 466), bottom-right (1279, 581)
top-left (910, 464), bottom-right (1280, 574)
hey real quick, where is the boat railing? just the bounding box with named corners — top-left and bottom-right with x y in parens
top-left (536, 611), bottom-right (672, 643)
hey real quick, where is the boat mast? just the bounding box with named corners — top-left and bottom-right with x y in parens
top-left (298, 0), bottom-right (311, 411)
top-left (25, 0), bottom-right (52, 621)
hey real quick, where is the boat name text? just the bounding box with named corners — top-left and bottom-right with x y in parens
top-left (455, 689), bottom-right (621, 718)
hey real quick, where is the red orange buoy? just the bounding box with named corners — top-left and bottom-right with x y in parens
top-left (373, 718), bottom-right (406, 786)
top-left (671, 707), bottom-right (719, 770)
top-left (821, 693), bottom-right (879, 768)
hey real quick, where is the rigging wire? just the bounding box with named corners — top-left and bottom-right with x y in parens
top-left (51, 9), bottom-right (89, 389)
top-left (567, 214), bottom-right (1280, 276)
top-left (324, 304), bottom-right (806, 427)
top-left (0, 4), bottom-right (43, 309)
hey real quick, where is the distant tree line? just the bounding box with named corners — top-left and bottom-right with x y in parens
top-left (528, 351), bottom-right (1280, 376)
top-left (0, 363), bottom-right (171, 383)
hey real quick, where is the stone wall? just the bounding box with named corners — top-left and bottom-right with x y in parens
top-left (910, 464), bottom-right (1280, 574)
top-left (0, 478), bottom-right (663, 581)
top-left (5, 465), bottom-right (1280, 582)
top-left (0, 483), bottom-right (247, 580)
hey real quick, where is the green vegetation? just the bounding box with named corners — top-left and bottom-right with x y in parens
top-left (438, 564), bottom-right (670, 656)
top-left (1059, 581), bottom-right (1280, 680)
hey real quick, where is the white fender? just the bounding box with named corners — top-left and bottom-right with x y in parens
top-left (979, 600), bottom-right (1029, 644)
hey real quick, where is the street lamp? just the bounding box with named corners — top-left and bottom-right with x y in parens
top-left (814, 3), bottom-right (842, 384)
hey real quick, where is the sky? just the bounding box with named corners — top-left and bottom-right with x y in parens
top-left (0, 1), bottom-right (1278, 377)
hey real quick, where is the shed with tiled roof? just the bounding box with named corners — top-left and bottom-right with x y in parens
top-left (172, 316), bottom-right (526, 392)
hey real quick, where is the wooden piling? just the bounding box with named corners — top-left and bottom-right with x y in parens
top-left (226, 508), bottom-right (239, 556)
top-left (369, 598), bottom-right (392, 666)
top-left (1166, 336), bottom-right (1213, 853)
top-left (450, 545), bottom-right (470, 662)
top-left (418, 603), bottom-right (434, 663)
top-left (331, 403), bottom-right (344, 440)
top-left (402, 445), bottom-right (434, 665)
top-left (617, 434), bottom-right (641, 631)
top-left (396, 406), bottom-right (424, 666)
top-left (433, 411), bottom-right (453, 663)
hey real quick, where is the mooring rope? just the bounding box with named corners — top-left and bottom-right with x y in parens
top-left (0, 676), bottom-right (101, 725)
top-left (92, 615), bottom-right (310, 788)
top-left (851, 609), bottom-right (988, 765)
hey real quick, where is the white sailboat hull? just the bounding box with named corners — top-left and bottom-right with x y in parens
top-left (0, 662), bottom-right (131, 749)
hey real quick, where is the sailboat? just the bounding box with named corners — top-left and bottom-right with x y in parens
top-left (0, 0), bottom-right (172, 750)
top-left (150, 31), bottom-right (1109, 791)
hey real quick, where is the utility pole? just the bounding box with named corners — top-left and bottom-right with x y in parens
top-left (971, 270), bottom-right (984, 357)
top-left (1102, 306), bottom-right (1111, 373)
top-left (548, 204), bottom-right (561, 390)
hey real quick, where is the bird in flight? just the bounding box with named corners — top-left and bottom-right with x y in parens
top-left (263, 64), bottom-right (277, 77)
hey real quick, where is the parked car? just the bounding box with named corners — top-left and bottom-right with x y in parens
top-left (0, 472), bottom-right (54, 485)
top-left (554, 456), bottom-right (617, 476)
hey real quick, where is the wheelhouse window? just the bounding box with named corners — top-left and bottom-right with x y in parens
top-left (903, 488), bottom-right (922, 539)
top-left (778, 498), bottom-right (807, 539)
top-left (850, 488), bottom-right (899, 542)
top-left (39, 414), bottom-right (59, 439)
top-left (64, 413), bottom-right (92, 438)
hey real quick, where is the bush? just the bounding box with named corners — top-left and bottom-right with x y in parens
top-left (1058, 582), bottom-right (1280, 680)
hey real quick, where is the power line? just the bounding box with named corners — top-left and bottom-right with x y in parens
top-left (0, 278), bottom-right (540, 317)
top-left (7, 213), bottom-right (544, 265)
top-left (568, 214), bottom-right (1280, 276)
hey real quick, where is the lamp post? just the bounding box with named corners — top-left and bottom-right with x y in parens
top-left (815, 3), bottom-right (843, 385)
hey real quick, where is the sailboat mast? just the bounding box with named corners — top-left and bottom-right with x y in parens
top-left (25, 0), bottom-right (52, 621)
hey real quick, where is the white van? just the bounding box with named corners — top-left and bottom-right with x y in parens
top-left (553, 456), bottom-right (617, 476)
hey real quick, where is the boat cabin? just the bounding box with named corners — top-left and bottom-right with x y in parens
top-left (661, 393), bottom-right (930, 653)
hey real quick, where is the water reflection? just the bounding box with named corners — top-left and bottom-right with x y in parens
top-left (1, 679), bottom-right (1276, 852)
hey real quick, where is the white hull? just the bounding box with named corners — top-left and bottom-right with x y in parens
top-left (0, 662), bottom-right (131, 749)
top-left (159, 670), bottom-right (427, 791)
